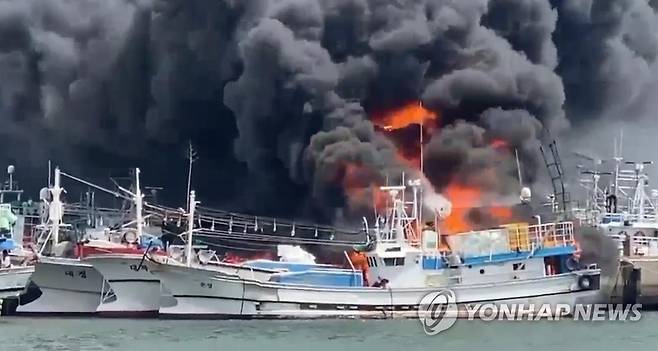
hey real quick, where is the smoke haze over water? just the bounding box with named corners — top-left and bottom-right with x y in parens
top-left (1, 0), bottom-right (658, 223)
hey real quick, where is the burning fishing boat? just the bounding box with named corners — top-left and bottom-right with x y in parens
top-left (145, 175), bottom-right (601, 318)
top-left (139, 102), bottom-right (602, 318)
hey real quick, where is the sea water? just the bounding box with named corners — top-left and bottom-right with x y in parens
top-left (1, 314), bottom-right (655, 351)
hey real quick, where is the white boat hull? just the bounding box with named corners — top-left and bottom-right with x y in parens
top-left (152, 264), bottom-right (248, 317)
top-left (83, 254), bottom-right (162, 316)
top-left (0, 267), bottom-right (33, 299)
top-left (151, 263), bottom-right (602, 319)
top-left (16, 258), bottom-right (103, 314)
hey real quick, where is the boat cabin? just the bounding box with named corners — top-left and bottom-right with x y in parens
top-left (361, 182), bottom-right (581, 289)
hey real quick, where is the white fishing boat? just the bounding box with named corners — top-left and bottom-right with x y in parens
top-left (148, 180), bottom-right (602, 319)
top-left (84, 250), bottom-right (166, 317)
top-left (574, 143), bottom-right (658, 306)
top-left (95, 245), bottom-right (344, 317)
top-left (0, 165), bottom-right (38, 301)
top-left (573, 139), bottom-right (658, 250)
top-left (15, 257), bottom-right (104, 314)
top-left (15, 167), bottom-right (163, 315)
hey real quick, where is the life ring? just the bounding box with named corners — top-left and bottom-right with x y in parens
top-left (565, 257), bottom-right (580, 271)
top-left (123, 230), bottom-right (138, 244)
top-left (578, 275), bottom-right (594, 290)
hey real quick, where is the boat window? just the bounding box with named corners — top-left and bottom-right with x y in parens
top-left (513, 263), bottom-right (525, 271)
top-left (368, 257), bottom-right (377, 267)
top-left (479, 268), bottom-right (485, 274)
top-left (602, 215), bottom-right (622, 224)
top-left (383, 258), bottom-right (405, 266)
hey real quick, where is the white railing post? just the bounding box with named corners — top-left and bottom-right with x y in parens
top-left (534, 215), bottom-right (542, 248)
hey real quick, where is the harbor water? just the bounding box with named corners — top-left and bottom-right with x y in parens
top-left (1, 314), bottom-right (656, 351)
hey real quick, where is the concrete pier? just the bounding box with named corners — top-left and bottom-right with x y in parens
top-left (610, 258), bottom-right (658, 308)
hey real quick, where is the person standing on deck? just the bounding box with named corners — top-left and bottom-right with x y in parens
top-left (1, 250), bottom-right (11, 269)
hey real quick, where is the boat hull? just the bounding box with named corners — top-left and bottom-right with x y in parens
top-left (151, 262), bottom-right (602, 319)
top-left (83, 254), bottom-right (161, 317)
top-left (150, 263), bottom-right (249, 317)
top-left (16, 258), bottom-right (103, 314)
top-left (0, 266), bottom-right (33, 299)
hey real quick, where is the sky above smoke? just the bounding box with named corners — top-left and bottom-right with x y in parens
top-left (1, 0), bottom-right (658, 222)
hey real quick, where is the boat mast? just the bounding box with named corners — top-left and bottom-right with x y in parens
top-left (186, 141), bottom-right (198, 211)
top-left (7, 165), bottom-right (14, 192)
top-left (628, 161), bottom-right (654, 220)
top-left (1, 165), bottom-right (23, 204)
top-left (613, 132), bottom-right (623, 200)
top-left (51, 168), bottom-right (64, 246)
top-left (186, 190), bottom-right (198, 267)
top-left (515, 149), bottom-right (523, 187)
top-left (134, 168), bottom-right (144, 239)
top-left (57, 168), bottom-right (144, 238)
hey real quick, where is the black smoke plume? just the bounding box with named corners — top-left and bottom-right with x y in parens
top-left (1, 0), bottom-right (657, 225)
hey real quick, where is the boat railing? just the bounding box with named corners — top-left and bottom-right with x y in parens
top-left (507, 221), bottom-right (574, 252)
top-left (629, 236), bottom-right (658, 257)
top-left (63, 204), bottom-right (131, 218)
top-left (598, 211), bottom-right (658, 225)
top-left (144, 203), bottom-right (368, 246)
top-left (8, 203), bottom-right (41, 217)
top-left (624, 213), bottom-right (658, 223)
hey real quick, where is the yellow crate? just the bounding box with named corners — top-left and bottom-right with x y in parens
top-left (502, 223), bottom-right (531, 252)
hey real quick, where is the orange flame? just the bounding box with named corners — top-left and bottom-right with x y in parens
top-left (223, 251), bottom-right (275, 264)
top-left (373, 101), bottom-right (437, 171)
top-left (436, 135), bottom-right (517, 233)
top-left (441, 183), bottom-right (481, 233)
top-left (366, 102), bottom-right (517, 235)
top-left (490, 206), bottom-right (513, 219)
top-left (490, 139), bottom-right (509, 150)
top-left (440, 181), bottom-right (514, 234)
top-left (373, 102), bottom-right (438, 131)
